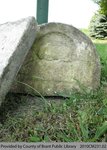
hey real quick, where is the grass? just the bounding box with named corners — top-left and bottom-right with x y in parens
top-left (94, 41), bottom-right (107, 82)
top-left (0, 90), bottom-right (107, 142)
top-left (0, 29), bottom-right (107, 142)
top-left (80, 28), bottom-right (90, 36)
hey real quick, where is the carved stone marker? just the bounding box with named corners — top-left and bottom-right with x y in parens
top-left (12, 23), bottom-right (101, 97)
top-left (0, 17), bottom-right (38, 106)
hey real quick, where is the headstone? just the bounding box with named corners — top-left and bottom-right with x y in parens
top-left (12, 23), bottom-right (101, 97)
top-left (0, 17), bottom-right (38, 106)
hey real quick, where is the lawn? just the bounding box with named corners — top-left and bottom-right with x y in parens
top-left (0, 30), bottom-right (107, 142)
top-left (93, 40), bottom-right (107, 82)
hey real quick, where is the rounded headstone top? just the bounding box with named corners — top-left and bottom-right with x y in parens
top-left (12, 22), bottom-right (101, 96)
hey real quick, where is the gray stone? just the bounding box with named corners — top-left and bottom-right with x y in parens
top-left (0, 17), bottom-right (38, 106)
top-left (12, 23), bottom-right (101, 97)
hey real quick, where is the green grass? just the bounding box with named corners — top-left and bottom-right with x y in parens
top-left (94, 42), bottom-right (107, 82)
top-left (81, 28), bottom-right (107, 82)
top-left (0, 89), bottom-right (107, 142)
top-left (80, 28), bottom-right (90, 36)
top-left (0, 30), bottom-right (107, 142)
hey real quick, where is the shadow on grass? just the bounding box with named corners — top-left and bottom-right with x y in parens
top-left (0, 93), bottom-right (26, 123)
top-left (0, 93), bottom-right (65, 124)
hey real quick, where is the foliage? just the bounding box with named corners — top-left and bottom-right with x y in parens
top-left (89, 13), bottom-right (107, 39)
top-left (92, 0), bottom-right (101, 4)
top-left (92, 0), bottom-right (107, 16)
top-left (90, 0), bottom-right (107, 39)
top-left (100, 0), bottom-right (107, 16)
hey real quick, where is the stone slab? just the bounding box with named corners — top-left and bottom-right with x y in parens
top-left (0, 17), bottom-right (38, 106)
top-left (11, 23), bottom-right (101, 97)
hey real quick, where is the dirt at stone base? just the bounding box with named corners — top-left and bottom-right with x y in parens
top-left (0, 93), bottom-right (65, 123)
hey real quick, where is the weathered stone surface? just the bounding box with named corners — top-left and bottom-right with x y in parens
top-left (12, 23), bottom-right (101, 96)
top-left (0, 17), bottom-right (38, 105)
